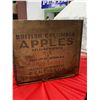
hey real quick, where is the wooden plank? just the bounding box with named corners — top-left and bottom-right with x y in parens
top-left (17, 1), bottom-right (27, 19)
top-left (13, 20), bottom-right (83, 85)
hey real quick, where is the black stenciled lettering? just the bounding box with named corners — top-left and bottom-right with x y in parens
top-left (58, 38), bottom-right (65, 46)
top-left (20, 40), bottom-right (29, 48)
top-left (49, 39), bottom-right (56, 46)
top-left (21, 34), bottom-right (24, 39)
top-left (16, 35), bottom-right (20, 39)
top-left (67, 38), bottom-right (74, 45)
top-left (31, 40), bottom-right (39, 48)
top-left (41, 39), bottom-right (48, 47)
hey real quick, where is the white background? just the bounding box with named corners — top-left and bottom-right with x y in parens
top-left (0, 0), bottom-right (100, 100)
top-left (27, 0), bottom-right (45, 20)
